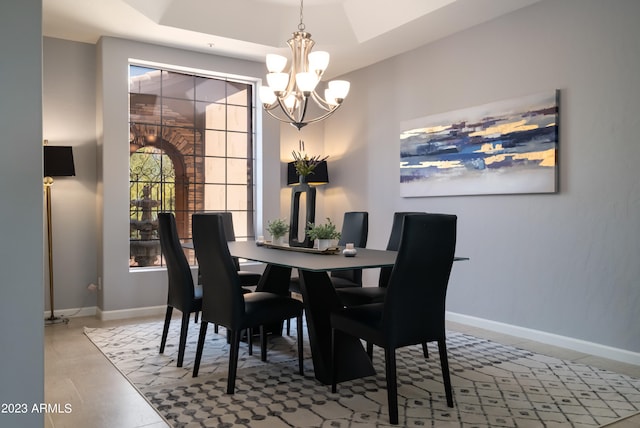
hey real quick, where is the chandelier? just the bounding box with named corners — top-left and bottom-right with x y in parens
top-left (259, 0), bottom-right (350, 130)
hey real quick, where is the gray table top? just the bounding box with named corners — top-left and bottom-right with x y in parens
top-left (183, 240), bottom-right (467, 272)
top-left (227, 241), bottom-right (397, 272)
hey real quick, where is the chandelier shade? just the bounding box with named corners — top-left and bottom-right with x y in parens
top-left (259, 0), bottom-right (350, 130)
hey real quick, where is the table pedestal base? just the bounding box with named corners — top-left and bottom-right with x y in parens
top-left (259, 265), bottom-right (375, 384)
top-left (298, 270), bottom-right (376, 385)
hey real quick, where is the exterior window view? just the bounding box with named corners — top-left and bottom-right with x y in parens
top-left (128, 65), bottom-right (256, 267)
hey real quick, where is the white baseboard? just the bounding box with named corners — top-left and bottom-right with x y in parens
top-left (447, 311), bottom-right (640, 366)
top-left (97, 305), bottom-right (166, 321)
top-left (44, 306), bottom-right (97, 318)
top-left (43, 305), bottom-right (166, 321)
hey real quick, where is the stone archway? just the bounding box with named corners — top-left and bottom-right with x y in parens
top-left (129, 123), bottom-right (205, 239)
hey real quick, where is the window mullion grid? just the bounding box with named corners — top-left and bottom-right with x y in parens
top-left (128, 65), bottom-right (255, 268)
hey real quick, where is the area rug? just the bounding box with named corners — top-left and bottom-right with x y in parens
top-left (85, 320), bottom-right (640, 427)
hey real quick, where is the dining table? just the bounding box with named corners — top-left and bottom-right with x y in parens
top-left (197, 240), bottom-right (468, 386)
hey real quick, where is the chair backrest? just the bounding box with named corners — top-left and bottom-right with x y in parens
top-left (192, 213), bottom-right (245, 328)
top-left (219, 211), bottom-right (236, 241)
top-left (331, 212), bottom-right (369, 284)
top-left (220, 211), bottom-right (241, 271)
top-left (378, 211), bottom-right (424, 288)
top-left (382, 213), bottom-right (457, 348)
top-left (337, 211), bottom-right (368, 247)
top-left (158, 213), bottom-right (197, 311)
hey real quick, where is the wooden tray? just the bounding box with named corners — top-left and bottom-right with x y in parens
top-left (261, 242), bottom-right (340, 255)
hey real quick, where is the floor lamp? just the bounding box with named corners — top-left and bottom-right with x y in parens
top-left (44, 144), bottom-right (75, 325)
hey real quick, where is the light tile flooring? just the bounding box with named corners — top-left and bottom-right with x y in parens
top-left (45, 315), bottom-right (640, 428)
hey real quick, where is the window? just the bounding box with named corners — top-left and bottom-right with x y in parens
top-left (129, 65), bottom-right (256, 268)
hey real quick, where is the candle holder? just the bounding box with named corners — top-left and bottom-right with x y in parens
top-left (342, 242), bottom-right (357, 257)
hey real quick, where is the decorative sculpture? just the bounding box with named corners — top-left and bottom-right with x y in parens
top-left (130, 185), bottom-right (161, 266)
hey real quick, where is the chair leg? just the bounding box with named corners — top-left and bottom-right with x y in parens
top-left (286, 317), bottom-right (291, 336)
top-left (422, 342), bottom-right (429, 359)
top-left (438, 338), bottom-right (454, 408)
top-left (248, 328), bottom-right (253, 356)
top-left (331, 328), bottom-right (337, 393)
top-left (214, 323), bottom-right (219, 334)
top-left (260, 325), bottom-right (267, 362)
top-left (177, 311), bottom-right (190, 367)
top-left (192, 321), bottom-right (209, 377)
top-left (296, 314), bottom-right (304, 375)
top-left (384, 347), bottom-right (399, 425)
top-left (194, 311), bottom-right (199, 323)
top-left (159, 306), bottom-right (173, 354)
top-left (366, 342), bottom-right (373, 360)
top-left (227, 330), bottom-right (241, 394)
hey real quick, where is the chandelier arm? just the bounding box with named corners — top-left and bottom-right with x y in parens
top-left (281, 75), bottom-right (297, 102)
top-left (263, 100), bottom-right (342, 129)
top-left (275, 97), bottom-right (299, 123)
top-left (297, 104), bottom-right (343, 127)
top-left (262, 102), bottom-right (280, 112)
top-left (264, 108), bottom-right (291, 123)
top-left (263, 108), bottom-right (307, 130)
top-left (309, 91), bottom-right (334, 112)
top-left (296, 96), bottom-right (310, 125)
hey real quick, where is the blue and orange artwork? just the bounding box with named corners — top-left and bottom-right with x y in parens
top-left (400, 91), bottom-right (559, 197)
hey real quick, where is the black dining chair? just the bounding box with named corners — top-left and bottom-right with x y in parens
top-left (220, 212), bottom-right (262, 289)
top-left (330, 213), bottom-right (457, 425)
top-left (191, 213), bottom-right (304, 394)
top-left (335, 212), bottom-right (423, 307)
top-left (158, 212), bottom-right (203, 367)
top-left (329, 211), bottom-right (369, 288)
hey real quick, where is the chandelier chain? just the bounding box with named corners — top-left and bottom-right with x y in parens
top-left (298, 0), bottom-right (305, 31)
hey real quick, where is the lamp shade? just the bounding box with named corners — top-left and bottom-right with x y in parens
top-left (287, 160), bottom-right (329, 186)
top-left (44, 146), bottom-right (75, 177)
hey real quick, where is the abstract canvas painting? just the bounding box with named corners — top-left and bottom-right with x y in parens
top-left (400, 91), bottom-right (559, 197)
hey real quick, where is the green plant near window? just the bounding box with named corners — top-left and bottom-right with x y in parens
top-left (266, 218), bottom-right (289, 239)
top-left (306, 218), bottom-right (341, 241)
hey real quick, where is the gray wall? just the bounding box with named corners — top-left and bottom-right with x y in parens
top-left (324, 0), bottom-right (640, 355)
top-left (0, 0), bottom-right (45, 426)
top-left (43, 37), bottom-right (98, 314)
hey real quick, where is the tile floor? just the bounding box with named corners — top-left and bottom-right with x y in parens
top-left (44, 315), bottom-right (640, 428)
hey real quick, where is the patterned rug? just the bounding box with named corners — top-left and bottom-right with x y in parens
top-left (85, 320), bottom-right (640, 427)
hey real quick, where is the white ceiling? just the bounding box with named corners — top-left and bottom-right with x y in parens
top-left (43, 0), bottom-right (540, 79)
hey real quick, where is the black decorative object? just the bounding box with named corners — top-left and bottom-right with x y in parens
top-left (287, 142), bottom-right (329, 248)
top-left (289, 180), bottom-right (316, 248)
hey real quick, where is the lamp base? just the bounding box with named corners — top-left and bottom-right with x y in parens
top-left (45, 314), bottom-right (69, 326)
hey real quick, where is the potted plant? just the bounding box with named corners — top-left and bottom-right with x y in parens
top-left (307, 218), bottom-right (341, 250)
top-left (266, 218), bottom-right (289, 245)
top-left (292, 150), bottom-right (328, 182)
